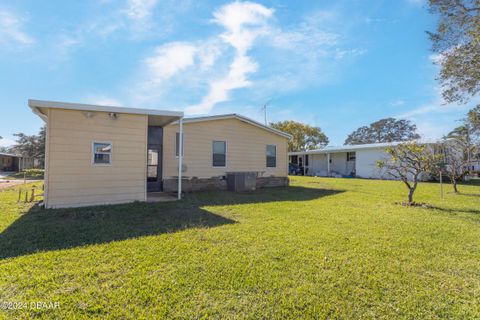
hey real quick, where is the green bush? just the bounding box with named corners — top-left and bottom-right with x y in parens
top-left (23, 168), bottom-right (44, 177)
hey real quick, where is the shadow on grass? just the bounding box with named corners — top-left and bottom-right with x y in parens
top-left (0, 186), bottom-right (343, 259)
top-left (457, 192), bottom-right (480, 197)
top-left (426, 205), bottom-right (480, 215)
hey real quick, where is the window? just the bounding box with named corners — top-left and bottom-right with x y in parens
top-left (212, 141), bottom-right (226, 167)
top-left (347, 152), bottom-right (356, 161)
top-left (175, 132), bottom-right (184, 157)
top-left (266, 145), bottom-right (276, 168)
top-left (93, 142), bottom-right (112, 165)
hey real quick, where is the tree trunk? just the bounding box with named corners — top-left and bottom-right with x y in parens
top-left (408, 188), bottom-right (415, 204)
top-left (408, 180), bottom-right (418, 205)
top-left (452, 179), bottom-right (458, 193)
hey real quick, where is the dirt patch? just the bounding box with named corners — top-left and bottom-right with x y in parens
top-left (0, 180), bottom-right (42, 191)
top-left (395, 201), bottom-right (434, 208)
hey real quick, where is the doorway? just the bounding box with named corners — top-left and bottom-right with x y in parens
top-left (147, 126), bottom-right (163, 192)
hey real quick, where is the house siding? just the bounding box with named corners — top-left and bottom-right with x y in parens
top-left (355, 149), bottom-right (389, 179)
top-left (45, 108), bottom-right (147, 208)
top-left (163, 118), bottom-right (288, 179)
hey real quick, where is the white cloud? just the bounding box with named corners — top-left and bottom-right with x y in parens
top-left (0, 137), bottom-right (15, 148)
top-left (127, 2), bottom-right (365, 114)
top-left (186, 54), bottom-right (258, 114)
top-left (394, 88), bottom-right (480, 140)
top-left (390, 99), bottom-right (405, 107)
top-left (125, 0), bottom-right (157, 20)
top-left (0, 9), bottom-right (34, 46)
top-left (86, 95), bottom-right (123, 106)
top-left (269, 11), bottom-right (339, 50)
top-left (186, 1), bottom-right (272, 114)
top-left (145, 42), bottom-right (197, 84)
top-left (414, 120), bottom-right (451, 141)
top-left (396, 100), bottom-right (465, 119)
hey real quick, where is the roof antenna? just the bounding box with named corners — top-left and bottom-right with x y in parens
top-left (261, 99), bottom-right (272, 125)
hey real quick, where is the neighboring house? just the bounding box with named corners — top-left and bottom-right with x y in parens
top-left (289, 142), bottom-right (406, 179)
top-left (0, 153), bottom-right (37, 172)
top-left (29, 99), bottom-right (290, 209)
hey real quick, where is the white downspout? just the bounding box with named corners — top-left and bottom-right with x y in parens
top-left (327, 153), bottom-right (331, 177)
top-left (177, 117), bottom-right (183, 200)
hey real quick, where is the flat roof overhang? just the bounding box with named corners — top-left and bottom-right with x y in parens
top-left (28, 99), bottom-right (184, 127)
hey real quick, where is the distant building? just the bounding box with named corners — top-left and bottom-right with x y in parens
top-left (0, 153), bottom-right (38, 172)
top-left (289, 142), bottom-right (419, 179)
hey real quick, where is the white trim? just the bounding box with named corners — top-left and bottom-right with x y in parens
top-left (288, 141), bottom-right (419, 156)
top-left (28, 99), bottom-right (184, 118)
top-left (92, 141), bottom-right (113, 166)
top-left (177, 118), bottom-right (183, 200)
top-left (212, 140), bottom-right (227, 168)
top-left (144, 116), bottom-right (148, 202)
top-left (44, 108), bottom-right (51, 208)
top-left (173, 114), bottom-right (292, 139)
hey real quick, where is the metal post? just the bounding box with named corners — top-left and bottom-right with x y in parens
top-left (177, 117), bottom-right (183, 200)
top-left (23, 157), bottom-right (26, 184)
top-left (327, 153), bottom-right (331, 176)
top-left (439, 171), bottom-right (444, 199)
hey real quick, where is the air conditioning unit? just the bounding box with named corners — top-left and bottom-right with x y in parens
top-left (226, 171), bottom-right (257, 192)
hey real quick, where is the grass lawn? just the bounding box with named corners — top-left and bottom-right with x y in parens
top-left (2, 169), bottom-right (44, 180)
top-left (0, 177), bottom-right (479, 319)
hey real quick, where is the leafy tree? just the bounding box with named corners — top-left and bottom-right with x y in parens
top-left (439, 136), bottom-right (474, 193)
top-left (270, 120), bottom-right (329, 152)
top-left (467, 105), bottom-right (480, 133)
top-left (10, 126), bottom-right (46, 166)
top-left (377, 142), bottom-right (439, 204)
top-left (344, 118), bottom-right (420, 145)
top-left (427, 0), bottom-right (480, 106)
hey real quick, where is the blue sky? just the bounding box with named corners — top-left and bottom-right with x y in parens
top-left (0, 0), bottom-right (473, 147)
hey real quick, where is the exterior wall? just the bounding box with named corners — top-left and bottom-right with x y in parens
top-left (308, 154), bottom-right (328, 176)
top-left (163, 118), bottom-right (288, 179)
top-left (163, 176), bottom-right (288, 192)
top-left (307, 153), bottom-right (354, 177)
top-left (355, 148), bottom-right (389, 179)
top-left (18, 157), bottom-right (36, 170)
top-left (0, 156), bottom-right (15, 171)
top-left (330, 152), bottom-right (351, 176)
top-left (45, 108), bottom-right (148, 208)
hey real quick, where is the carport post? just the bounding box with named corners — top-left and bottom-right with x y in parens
top-left (177, 117), bottom-right (183, 200)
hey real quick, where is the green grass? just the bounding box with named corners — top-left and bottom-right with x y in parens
top-left (0, 177), bottom-right (479, 319)
top-left (3, 169), bottom-right (44, 180)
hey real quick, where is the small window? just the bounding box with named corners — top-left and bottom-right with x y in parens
top-left (212, 141), bottom-right (226, 167)
top-left (93, 142), bottom-right (112, 165)
top-left (347, 152), bottom-right (356, 161)
top-left (175, 132), bottom-right (184, 157)
top-left (266, 145), bottom-right (276, 168)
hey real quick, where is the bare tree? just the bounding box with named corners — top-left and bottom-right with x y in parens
top-left (377, 142), bottom-right (439, 204)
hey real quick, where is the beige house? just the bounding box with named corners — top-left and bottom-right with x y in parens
top-left (29, 100), bottom-right (290, 209)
